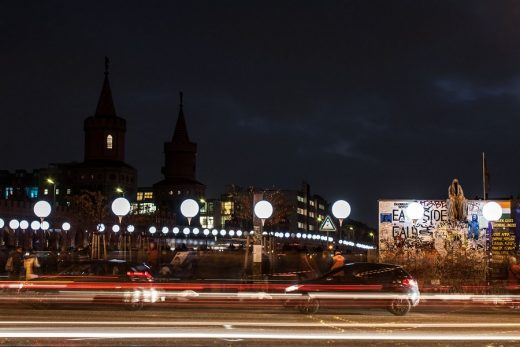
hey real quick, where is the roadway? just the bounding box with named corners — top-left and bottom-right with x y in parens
top-left (0, 305), bottom-right (519, 346)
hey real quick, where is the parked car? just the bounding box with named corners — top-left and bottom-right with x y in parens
top-left (18, 259), bottom-right (163, 310)
top-left (284, 262), bottom-right (420, 316)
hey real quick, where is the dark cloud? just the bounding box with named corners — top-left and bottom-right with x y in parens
top-left (1, 1), bottom-right (520, 226)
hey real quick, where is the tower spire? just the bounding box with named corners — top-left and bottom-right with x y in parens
top-left (172, 91), bottom-right (190, 143)
top-left (95, 56), bottom-right (116, 117)
top-left (104, 56), bottom-right (110, 76)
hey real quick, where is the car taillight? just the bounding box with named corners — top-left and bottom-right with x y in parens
top-left (402, 278), bottom-right (418, 288)
top-left (127, 271), bottom-right (152, 279)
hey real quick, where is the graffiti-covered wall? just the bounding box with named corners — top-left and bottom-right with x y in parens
top-left (379, 200), bottom-right (517, 280)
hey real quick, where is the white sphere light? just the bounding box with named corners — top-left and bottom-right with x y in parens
top-left (173, 227), bottom-right (180, 234)
top-left (20, 220), bottom-right (29, 230)
top-left (111, 197), bottom-right (131, 217)
top-left (193, 228), bottom-right (200, 235)
top-left (483, 201), bottom-right (502, 222)
top-left (9, 219), bottom-right (19, 230)
top-left (127, 225), bottom-right (135, 233)
top-left (285, 232), bottom-right (290, 238)
top-left (254, 200), bottom-right (273, 220)
top-left (41, 221), bottom-right (50, 231)
top-left (0, 218), bottom-right (4, 229)
top-left (406, 202), bottom-right (424, 221)
top-left (332, 200), bottom-right (351, 219)
top-left (212, 229), bottom-right (218, 236)
top-left (30, 221), bottom-right (41, 231)
top-left (162, 226), bottom-right (169, 234)
top-left (97, 224), bottom-right (105, 232)
top-left (220, 229), bottom-right (226, 236)
top-left (237, 230), bottom-right (242, 237)
top-left (203, 229), bottom-right (210, 236)
top-left (62, 222), bottom-right (71, 231)
top-left (149, 226), bottom-right (157, 234)
top-left (34, 200), bottom-right (52, 219)
top-left (229, 230), bottom-right (235, 236)
top-left (183, 227), bottom-right (190, 235)
top-left (180, 199), bottom-right (199, 218)
top-left (112, 225), bottom-right (120, 232)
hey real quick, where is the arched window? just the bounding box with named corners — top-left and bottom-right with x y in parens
top-left (106, 135), bottom-right (113, 149)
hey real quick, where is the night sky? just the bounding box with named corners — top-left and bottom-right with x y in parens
top-left (2, 1), bottom-right (520, 226)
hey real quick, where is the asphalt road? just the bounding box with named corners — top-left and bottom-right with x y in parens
top-left (0, 305), bottom-right (519, 346)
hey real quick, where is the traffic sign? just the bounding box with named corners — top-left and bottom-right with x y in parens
top-left (319, 215), bottom-right (337, 232)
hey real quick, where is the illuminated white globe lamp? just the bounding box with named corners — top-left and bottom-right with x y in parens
top-left (9, 219), bottom-right (19, 230)
top-left (483, 201), bottom-right (502, 222)
top-left (254, 200), bottom-right (273, 226)
top-left (62, 222), bottom-right (71, 231)
top-left (30, 221), bottom-right (41, 231)
top-left (406, 202), bottom-right (424, 224)
top-left (237, 230), bottom-right (242, 237)
top-left (41, 221), bottom-right (50, 231)
top-left (162, 226), bottom-right (169, 234)
top-left (149, 226), bottom-right (157, 234)
top-left (20, 220), bottom-right (29, 230)
top-left (203, 228), bottom-right (210, 236)
top-left (193, 228), bottom-right (200, 235)
top-left (127, 225), bottom-right (135, 233)
top-left (34, 200), bottom-right (52, 221)
top-left (332, 200), bottom-right (351, 227)
top-left (111, 197), bottom-right (130, 223)
top-left (173, 227), bottom-right (180, 235)
top-left (97, 223), bottom-right (105, 232)
top-left (180, 199), bottom-right (199, 225)
top-left (0, 218), bottom-right (4, 229)
top-left (183, 227), bottom-right (190, 235)
top-left (112, 225), bottom-right (120, 233)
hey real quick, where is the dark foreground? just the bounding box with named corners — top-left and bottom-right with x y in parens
top-left (0, 305), bottom-right (519, 347)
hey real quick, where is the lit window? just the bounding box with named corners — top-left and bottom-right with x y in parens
top-left (222, 201), bottom-right (233, 215)
top-left (318, 204), bottom-right (325, 210)
top-left (144, 192), bottom-right (153, 199)
top-left (55, 188), bottom-right (60, 195)
top-left (44, 189), bottom-right (49, 195)
top-left (106, 135), bottom-right (113, 149)
top-left (297, 222), bottom-right (305, 229)
top-left (136, 192), bottom-right (144, 201)
top-left (310, 201), bottom-right (315, 206)
top-left (309, 212), bottom-right (315, 218)
top-left (309, 225), bottom-right (314, 230)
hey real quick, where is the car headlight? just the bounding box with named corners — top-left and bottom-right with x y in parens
top-left (285, 285), bottom-right (301, 293)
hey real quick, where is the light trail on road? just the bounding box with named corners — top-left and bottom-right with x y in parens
top-left (0, 330), bottom-right (520, 341)
top-left (1, 318), bottom-right (520, 342)
top-left (1, 320), bottom-right (520, 328)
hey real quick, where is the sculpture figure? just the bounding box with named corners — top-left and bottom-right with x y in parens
top-left (448, 178), bottom-right (467, 222)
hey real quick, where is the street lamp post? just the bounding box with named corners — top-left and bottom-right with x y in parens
top-left (46, 178), bottom-right (56, 207)
top-left (9, 219), bottom-right (19, 247)
top-left (253, 200), bottom-right (273, 277)
top-left (332, 200), bottom-right (351, 248)
top-left (111, 197), bottom-right (131, 260)
top-left (483, 201), bottom-right (502, 284)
